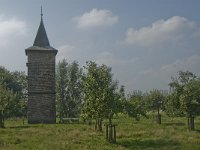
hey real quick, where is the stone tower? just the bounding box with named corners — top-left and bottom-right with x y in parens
top-left (25, 10), bottom-right (58, 124)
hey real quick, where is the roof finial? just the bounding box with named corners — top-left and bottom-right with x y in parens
top-left (41, 6), bottom-right (43, 20)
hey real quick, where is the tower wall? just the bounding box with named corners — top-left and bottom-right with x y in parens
top-left (26, 49), bottom-right (57, 124)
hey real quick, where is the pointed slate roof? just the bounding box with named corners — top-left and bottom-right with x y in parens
top-left (33, 15), bottom-right (50, 48)
top-left (25, 7), bottom-right (58, 55)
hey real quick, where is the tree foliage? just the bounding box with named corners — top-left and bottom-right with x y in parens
top-left (116, 85), bottom-right (127, 114)
top-left (7, 71), bottom-right (27, 118)
top-left (82, 61), bottom-right (118, 131)
top-left (146, 89), bottom-right (165, 124)
top-left (179, 79), bottom-right (200, 116)
top-left (124, 90), bottom-right (148, 121)
top-left (0, 84), bottom-right (17, 127)
top-left (56, 59), bottom-right (83, 122)
top-left (0, 66), bottom-right (26, 127)
top-left (0, 67), bottom-right (27, 124)
top-left (164, 93), bottom-right (183, 118)
top-left (168, 70), bottom-right (200, 130)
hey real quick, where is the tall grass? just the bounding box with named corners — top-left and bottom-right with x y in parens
top-left (0, 115), bottom-right (200, 150)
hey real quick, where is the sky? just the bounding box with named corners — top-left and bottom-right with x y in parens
top-left (0, 0), bottom-right (200, 93)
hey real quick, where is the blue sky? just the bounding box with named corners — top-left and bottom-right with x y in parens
top-left (0, 0), bottom-right (200, 93)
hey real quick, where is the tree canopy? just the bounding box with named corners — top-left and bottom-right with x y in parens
top-left (82, 61), bottom-right (119, 131)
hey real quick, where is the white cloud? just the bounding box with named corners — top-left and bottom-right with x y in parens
top-left (96, 52), bottom-right (123, 66)
top-left (161, 55), bottom-right (200, 73)
top-left (117, 55), bottom-right (200, 92)
top-left (0, 15), bottom-right (26, 46)
top-left (124, 16), bottom-right (198, 47)
top-left (73, 8), bottom-right (118, 28)
top-left (57, 45), bottom-right (76, 62)
top-left (139, 55), bottom-right (200, 79)
top-left (0, 15), bottom-right (27, 72)
top-left (96, 51), bottom-right (138, 66)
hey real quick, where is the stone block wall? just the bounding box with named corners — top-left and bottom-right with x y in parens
top-left (26, 49), bottom-right (57, 124)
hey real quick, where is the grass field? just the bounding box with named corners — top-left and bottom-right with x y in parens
top-left (0, 115), bottom-right (200, 150)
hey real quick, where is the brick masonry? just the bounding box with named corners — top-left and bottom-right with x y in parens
top-left (26, 49), bottom-right (57, 124)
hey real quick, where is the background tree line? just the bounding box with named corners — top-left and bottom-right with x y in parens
top-left (55, 60), bottom-right (200, 131)
top-left (1, 59), bottom-right (200, 131)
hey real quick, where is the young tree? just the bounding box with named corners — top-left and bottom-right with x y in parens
top-left (169, 70), bottom-right (200, 130)
top-left (116, 85), bottom-right (127, 114)
top-left (164, 92), bottom-right (183, 119)
top-left (180, 79), bottom-right (200, 130)
top-left (146, 90), bottom-right (165, 124)
top-left (125, 90), bottom-right (148, 121)
top-left (82, 61), bottom-right (118, 131)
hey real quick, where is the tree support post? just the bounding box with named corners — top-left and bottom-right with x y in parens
top-left (188, 116), bottom-right (195, 130)
top-left (105, 124), bottom-right (117, 143)
top-left (106, 124), bottom-right (108, 140)
top-left (113, 125), bottom-right (116, 143)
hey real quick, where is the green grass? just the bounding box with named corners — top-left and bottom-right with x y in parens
top-left (0, 115), bottom-right (200, 150)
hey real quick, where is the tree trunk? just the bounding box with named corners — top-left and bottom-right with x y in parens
top-left (98, 118), bottom-right (102, 131)
top-left (0, 111), bottom-right (4, 128)
top-left (95, 118), bottom-right (102, 131)
top-left (188, 116), bottom-right (195, 130)
top-left (22, 115), bottom-right (25, 125)
top-left (95, 119), bottom-right (97, 131)
top-left (59, 111), bottom-right (62, 123)
top-left (109, 124), bottom-right (113, 142)
top-left (59, 107), bottom-right (64, 124)
top-left (152, 110), bottom-right (155, 121)
top-left (157, 107), bottom-right (161, 124)
top-left (0, 114), bottom-right (2, 128)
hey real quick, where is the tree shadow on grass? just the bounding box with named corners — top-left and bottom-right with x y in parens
top-left (9, 126), bottom-right (30, 129)
top-left (195, 129), bottom-right (200, 133)
top-left (117, 138), bottom-right (180, 150)
top-left (163, 122), bottom-right (185, 126)
top-left (9, 125), bottom-right (39, 129)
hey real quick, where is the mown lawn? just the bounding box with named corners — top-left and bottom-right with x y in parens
top-left (0, 115), bottom-right (200, 150)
